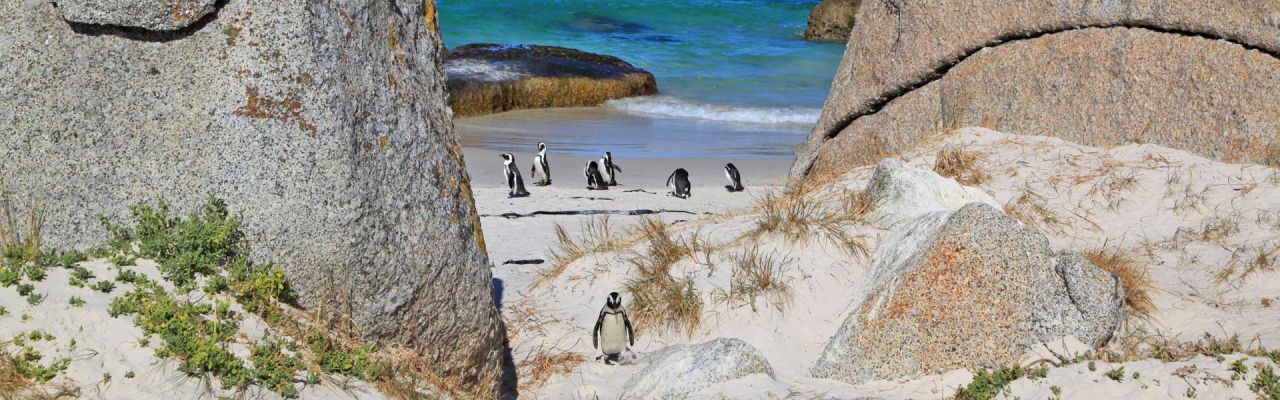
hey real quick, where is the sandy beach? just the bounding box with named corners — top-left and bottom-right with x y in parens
top-left (471, 127), bottom-right (1280, 399)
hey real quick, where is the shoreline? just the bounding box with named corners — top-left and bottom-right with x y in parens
top-left (462, 146), bottom-right (795, 190)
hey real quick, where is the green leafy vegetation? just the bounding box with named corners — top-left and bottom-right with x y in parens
top-left (1231, 358), bottom-right (1249, 380)
top-left (4, 332), bottom-right (70, 384)
top-left (953, 365), bottom-right (1036, 400)
top-left (115, 268), bottom-right (142, 284)
top-left (99, 198), bottom-right (350, 398)
top-left (68, 296), bottom-right (85, 307)
top-left (1254, 365), bottom-right (1280, 400)
top-left (307, 333), bottom-right (388, 381)
top-left (249, 339), bottom-right (302, 398)
top-left (1105, 366), bottom-right (1125, 382)
top-left (100, 199), bottom-right (248, 289)
top-left (92, 280), bottom-right (116, 293)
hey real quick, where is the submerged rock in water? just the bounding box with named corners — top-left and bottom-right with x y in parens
top-left (622, 338), bottom-right (775, 399)
top-left (812, 202), bottom-right (1125, 384)
top-left (445, 44), bottom-right (657, 117)
top-left (562, 12), bottom-right (652, 34)
top-left (56, 0), bottom-right (219, 31)
top-left (804, 0), bottom-right (861, 42)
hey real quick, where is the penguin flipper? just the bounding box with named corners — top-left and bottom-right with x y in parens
top-left (592, 308), bottom-right (606, 349)
top-left (622, 309), bottom-right (635, 346)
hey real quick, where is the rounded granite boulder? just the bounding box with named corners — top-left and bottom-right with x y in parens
top-left (811, 202), bottom-right (1125, 384)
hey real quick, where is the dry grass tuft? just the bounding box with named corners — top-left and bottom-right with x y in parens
top-left (933, 147), bottom-right (990, 186)
top-left (1215, 241), bottom-right (1279, 283)
top-left (715, 245), bottom-right (794, 312)
top-left (517, 349), bottom-right (586, 391)
top-left (0, 345), bottom-right (36, 399)
top-left (1002, 185), bottom-right (1064, 232)
top-left (750, 189), bottom-right (870, 258)
top-left (624, 218), bottom-right (703, 337)
top-left (1083, 248), bottom-right (1156, 321)
top-left (1199, 213), bottom-right (1242, 244)
top-left (533, 216), bottom-right (622, 288)
top-left (0, 189), bottom-right (43, 264)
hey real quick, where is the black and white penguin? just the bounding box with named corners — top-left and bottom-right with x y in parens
top-left (502, 153), bottom-right (530, 198)
top-left (592, 292), bottom-right (635, 365)
top-left (599, 152), bottom-right (622, 186)
top-left (584, 161), bottom-right (608, 190)
top-left (723, 163), bottom-right (744, 192)
top-left (531, 142), bottom-right (552, 186)
top-left (666, 168), bottom-right (691, 199)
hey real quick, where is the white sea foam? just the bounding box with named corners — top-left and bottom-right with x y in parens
top-left (444, 59), bottom-right (528, 82)
top-left (605, 96), bottom-right (820, 126)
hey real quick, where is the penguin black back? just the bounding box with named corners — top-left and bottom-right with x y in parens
top-left (584, 161), bottom-right (608, 190)
top-left (666, 168), bottom-right (691, 199)
top-left (723, 163), bottom-right (744, 192)
top-left (502, 153), bottom-right (530, 198)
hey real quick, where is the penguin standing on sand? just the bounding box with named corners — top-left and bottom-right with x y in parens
top-left (667, 168), bottom-right (692, 199)
top-left (584, 161), bottom-right (609, 190)
top-left (531, 142), bottom-right (552, 186)
top-left (599, 152), bottom-right (622, 186)
top-left (592, 292), bottom-right (635, 365)
top-left (502, 153), bottom-right (530, 198)
top-left (723, 163), bottom-right (744, 192)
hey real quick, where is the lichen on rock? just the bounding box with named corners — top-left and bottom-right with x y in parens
top-left (812, 200), bottom-right (1125, 384)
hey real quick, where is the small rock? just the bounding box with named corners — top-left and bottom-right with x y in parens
top-left (623, 338), bottom-right (774, 399)
top-left (862, 159), bottom-right (999, 229)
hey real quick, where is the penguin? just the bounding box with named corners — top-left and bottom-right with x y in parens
top-left (531, 142), bottom-right (552, 186)
top-left (723, 163), bottom-right (744, 192)
top-left (666, 168), bottom-right (691, 199)
top-left (599, 151), bottom-right (622, 186)
top-left (592, 292), bottom-right (635, 365)
top-left (584, 161), bottom-right (608, 190)
top-left (502, 153), bottom-right (530, 198)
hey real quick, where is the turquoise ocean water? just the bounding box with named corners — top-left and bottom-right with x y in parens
top-left (439, 0), bottom-right (845, 159)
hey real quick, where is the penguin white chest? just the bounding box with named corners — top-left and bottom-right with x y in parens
top-left (600, 312), bottom-right (628, 355)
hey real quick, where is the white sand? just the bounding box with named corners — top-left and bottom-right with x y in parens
top-left (476, 128), bottom-right (1280, 399)
top-left (7, 128), bottom-right (1278, 399)
top-left (0, 259), bottom-right (386, 399)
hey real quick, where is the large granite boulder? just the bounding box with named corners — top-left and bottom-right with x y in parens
top-left (445, 43), bottom-right (657, 117)
top-left (812, 203), bottom-right (1124, 384)
top-left (622, 338), bottom-right (775, 399)
top-left (803, 0), bottom-right (861, 42)
top-left (0, 0), bottom-right (503, 395)
top-left (789, 0), bottom-right (1280, 187)
top-left (56, 0), bottom-right (218, 31)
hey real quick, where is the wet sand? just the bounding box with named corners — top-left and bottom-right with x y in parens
top-left (455, 106), bottom-right (811, 160)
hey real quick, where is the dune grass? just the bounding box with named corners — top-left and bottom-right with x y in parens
top-left (623, 218), bottom-right (703, 337)
top-left (933, 147), bottom-right (991, 186)
top-left (534, 216), bottom-right (623, 288)
top-left (749, 189), bottom-right (870, 258)
top-left (715, 245), bottom-right (794, 313)
top-left (1082, 247), bottom-right (1156, 321)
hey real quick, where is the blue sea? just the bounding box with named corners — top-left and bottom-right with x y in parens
top-left (439, 0), bottom-right (844, 159)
